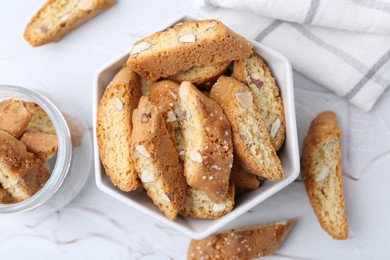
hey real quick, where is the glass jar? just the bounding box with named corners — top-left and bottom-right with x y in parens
top-left (0, 85), bottom-right (92, 218)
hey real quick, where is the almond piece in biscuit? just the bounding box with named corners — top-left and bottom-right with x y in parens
top-left (210, 76), bottom-right (284, 181)
top-left (0, 97), bottom-right (32, 138)
top-left (179, 81), bottom-right (233, 204)
top-left (20, 132), bottom-right (58, 163)
top-left (187, 219), bottom-right (295, 259)
top-left (97, 67), bottom-right (141, 192)
top-left (127, 19), bottom-right (252, 81)
top-left (24, 0), bottom-right (117, 47)
top-left (301, 111), bottom-right (348, 240)
top-left (232, 53), bottom-right (286, 151)
top-left (0, 130), bottom-right (50, 202)
top-left (131, 97), bottom-right (187, 221)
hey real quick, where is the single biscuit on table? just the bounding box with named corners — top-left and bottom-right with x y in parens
top-left (179, 81), bottom-right (233, 204)
top-left (0, 98), bottom-right (32, 138)
top-left (169, 61), bottom-right (231, 86)
top-left (232, 52), bottom-right (286, 151)
top-left (301, 111), bottom-right (348, 240)
top-left (127, 19), bottom-right (252, 81)
top-left (24, 0), bottom-right (117, 47)
top-left (97, 67), bottom-right (141, 192)
top-left (180, 182), bottom-right (235, 219)
top-left (25, 102), bottom-right (56, 135)
top-left (230, 163), bottom-right (261, 194)
top-left (149, 80), bottom-right (185, 161)
top-left (210, 76), bottom-right (284, 181)
top-left (0, 130), bottom-right (50, 202)
top-left (187, 219), bottom-right (295, 260)
top-left (131, 97), bottom-right (187, 221)
top-left (20, 132), bottom-right (58, 163)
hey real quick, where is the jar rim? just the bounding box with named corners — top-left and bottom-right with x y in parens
top-left (0, 85), bottom-right (72, 213)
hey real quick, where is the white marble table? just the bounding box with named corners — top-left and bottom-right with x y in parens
top-left (1, 1), bottom-right (390, 259)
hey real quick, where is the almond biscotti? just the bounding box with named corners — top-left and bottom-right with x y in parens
top-left (301, 111), bottom-right (348, 240)
top-left (187, 219), bottom-right (295, 260)
top-left (230, 163), bottom-right (261, 194)
top-left (0, 130), bottom-right (50, 202)
top-left (232, 52), bottom-right (286, 151)
top-left (131, 97), bottom-right (187, 220)
top-left (25, 102), bottom-right (56, 135)
top-left (179, 81), bottom-right (233, 204)
top-left (149, 80), bottom-right (185, 161)
top-left (127, 19), bottom-right (252, 81)
top-left (96, 67), bottom-right (141, 192)
top-left (180, 182), bottom-right (235, 219)
top-left (169, 61), bottom-right (231, 86)
top-left (0, 97), bottom-right (32, 138)
top-left (210, 76), bottom-right (284, 181)
top-left (24, 0), bottom-right (117, 47)
top-left (20, 132), bottom-right (58, 163)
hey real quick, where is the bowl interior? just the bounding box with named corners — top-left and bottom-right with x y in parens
top-left (92, 14), bottom-right (299, 239)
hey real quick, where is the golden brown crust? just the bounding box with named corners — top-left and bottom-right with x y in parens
top-left (127, 19), bottom-right (252, 81)
top-left (232, 53), bottom-right (285, 151)
top-left (180, 182), bottom-right (235, 219)
top-left (179, 81), bottom-right (233, 204)
top-left (24, 0), bottom-right (117, 47)
top-left (301, 111), bottom-right (348, 240)
top-left (96, 67), bottom-right (141, 192)
top-left (0, 130), bottom-right (50, 202)
top-left (0, 98), bottom-right (32, 138)
top-left (0, 184), bottom-right (15, 204)
top-left (20, 132), bottom-right (58, 163)
top-left (131, 97), bottom-right (187, 220)
top-left (210, 76), bottom-right (284, 181)
top-left (187, 219), bottom-right (295, 260)
top-left (230, 163), bottom-right (261, 194)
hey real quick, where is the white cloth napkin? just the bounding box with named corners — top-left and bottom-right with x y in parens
top-left (195, 0), bottom-right (390, 111)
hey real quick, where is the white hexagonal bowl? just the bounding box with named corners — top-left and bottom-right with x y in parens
top-left (92, 13), bottom-right (300, 240)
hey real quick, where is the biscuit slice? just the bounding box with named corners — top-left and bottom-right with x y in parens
top-left (25, 102), bottom-right (56, 135)
top-left (0, 97), bottom-right (32, 138)
top-left (232, 53), bottom-right (286, 151)
top-left (187, 219), bottom-right (295, 259)
top-left (169, 61), bottom-right (230, 86)
top-left (127, 19), bottom-right (252, 81)
top-left (149, 80), bottom-right (185, 160)
top-left (210, 76), bottom-right (284, 181)
top-left (0, 130), bottom-right (50, 202)
top-left (131, 97), bottom-right (187, 221)
top-left (179, 81), bottom-right (233, 204)
top-left (230, 163), bottom-right (261, 194)
top-left (0, 184), bottom-right (15, 204)
top-left (180, 182), bottom-right (235, 219)
top-left (24, 0), bottom-right (117, 47)
top-left (301, 111), bottom-right (348, 240)
top-left (20, 132), bottom-right (58, 163)
top-left (97, 67), bottom-right (141, 192)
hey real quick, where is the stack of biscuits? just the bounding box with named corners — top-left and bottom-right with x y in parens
top-left (0, 98), bottom-right (58, 204)
top-left (97, 19), bottom-right (286, 221)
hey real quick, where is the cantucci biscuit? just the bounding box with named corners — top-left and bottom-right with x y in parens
top-left (20, 132), bottom-right (58, 163)
top-left (210, 76), bottom-right (284, 181)
top-left (127, 19), bottom-right (252, 81)
top-left (149, 80), bottom-right (185, 161)
top-left (187, 219), bottom-right (295, 259)
top-left (179, 81), bottom-right (233, 204)
top-left (180, 182), bottom-right (235, 219)
top-left (169, 61), bottom-right (230, 86)
top-left (0, 98), bottom-right (32, 138)
top-left (25, 102), bottom-right (56, 135)
top-left (230, 163), bottom-right (261, 194)
top-left (97, 67), bottom-right (141, 192)
top-left (301, 111), bottom-right (348, 240)
top-left (232, 53), bottom-right (286, 151)
top-left (0, 130), bottom-right (50, 202)
top-left (24, 0), bottom-right (117, 47)
top-left (131, 97), bottom-right (187, 220)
